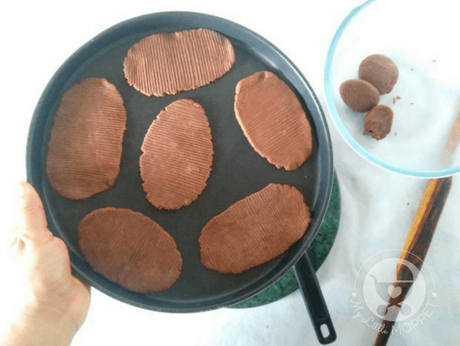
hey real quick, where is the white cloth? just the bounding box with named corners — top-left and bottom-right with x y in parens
top-left (0, 1), bottom-right (458, 345)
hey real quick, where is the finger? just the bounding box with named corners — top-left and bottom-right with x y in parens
top-left (16, 181), bottom-right (53, 247)
top-left (4, 180), bottom-right (22, 252)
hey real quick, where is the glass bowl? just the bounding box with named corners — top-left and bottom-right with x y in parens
top-left (325, 0), bottom-right (460, 178)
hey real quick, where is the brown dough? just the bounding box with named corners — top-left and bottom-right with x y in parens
top-left (339, 79), bottom-right (380, 112)
top-left (140, 99), bottom-right (213, 210)
top-left (199, 184), bottom-right (312, 274)
top-left (363, 104), bottom-right (394, 140)
top-left (78, 207), bottom-right (182, 293)
top-left (234, 71), bottom-right (313, 170)
top-left (46, 78), bottom-right (126, 200)
top-left (359, 54), bottom-right (398, 95)
top-left (124, 28), bottom-right (235, 97)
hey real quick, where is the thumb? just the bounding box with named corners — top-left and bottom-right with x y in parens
top-left (16, 181), bottom-right (53, 247)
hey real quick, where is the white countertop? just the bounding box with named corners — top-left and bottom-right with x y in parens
top-left (0, 0), bottom-right (459, 345)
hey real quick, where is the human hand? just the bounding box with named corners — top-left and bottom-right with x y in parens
top-left (3, 181), bottom-right (91, 346)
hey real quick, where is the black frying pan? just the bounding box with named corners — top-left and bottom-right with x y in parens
top-left (26, 12), bottom-right (336, 344)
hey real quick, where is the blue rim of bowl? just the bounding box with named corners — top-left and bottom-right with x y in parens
top-left (324, 0), bottom-right (460, 179)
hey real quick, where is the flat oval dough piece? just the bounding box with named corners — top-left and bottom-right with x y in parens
top-left (140, 99), bottom-right (213, 210)
top-left (234, 71), bottom-right (313, 170)
top-left (46, 78), bottom-right (127, 200)
top-left (199, 184), bottom-right (312, 274)
top-left (78, 207), bottom-right (182, 293)
top-left (124, 28), bottom-right (235, 97)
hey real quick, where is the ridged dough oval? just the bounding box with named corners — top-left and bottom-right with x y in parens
top-left (199, 184), bottom-right (312, 274)
top-left (78, 207), bottom-right (182, 293)
top-left (140, 99), bottom-right (213, 210)
top-left (124, 28), bottom-right (235, 97)
top-left (46, 78), bottom-right (127, 200)
top-left (234, 71), bottom-right (313, 170)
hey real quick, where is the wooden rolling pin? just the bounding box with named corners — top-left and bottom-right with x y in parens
top-left (373, 109), bottom-right (459, 346)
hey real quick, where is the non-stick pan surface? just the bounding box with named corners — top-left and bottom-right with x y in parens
top-left (26, 12), bottom-right (334, 313)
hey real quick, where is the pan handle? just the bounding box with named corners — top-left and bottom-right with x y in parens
top-left (294, 253), bottom-right (336, 344)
